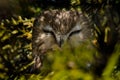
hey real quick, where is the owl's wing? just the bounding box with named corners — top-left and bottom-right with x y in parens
top-left (32, 16), bottom-right (56, 72)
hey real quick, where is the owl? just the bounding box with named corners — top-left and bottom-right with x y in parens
top-left (32, 9), bottom-right (93, 72)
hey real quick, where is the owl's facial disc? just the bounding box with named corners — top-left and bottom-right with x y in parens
top-left (42, 23), bottom-right (82, 48)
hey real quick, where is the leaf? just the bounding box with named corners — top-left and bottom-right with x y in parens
top-left (11, 30), bottom-right (18, 34)
top-left (1, 33), bottom-right (11, 42)
top-left (2, 44), bottom-right (12, 50)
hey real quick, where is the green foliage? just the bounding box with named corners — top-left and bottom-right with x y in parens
top-left (0, 16), bottom-right (34, 79)
top-left (40, 42), bottom-right (95, 80)
top-left (103, 45), bottom-right (120, 80)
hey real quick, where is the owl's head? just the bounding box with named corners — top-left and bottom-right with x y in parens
top-left (32, 9), bottom-right (93, 72)
top-left (33, 9), bottom-right (93, 48)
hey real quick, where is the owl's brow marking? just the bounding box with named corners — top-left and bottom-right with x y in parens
top-left (35, 34), bottom-right (46, 43)
top-left (40, 34), bottom-right (46, 39)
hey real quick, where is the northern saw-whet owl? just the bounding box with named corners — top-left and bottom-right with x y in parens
top-left (32, 9), bottom-right (93, 72)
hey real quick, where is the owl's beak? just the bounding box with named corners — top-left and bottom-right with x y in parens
top-left (56, 35), bottom-right (64, 47)
top-left (58, 38), bottom-right (64, 47)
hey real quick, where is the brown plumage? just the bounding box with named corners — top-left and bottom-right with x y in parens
top-left (32, 9), bottom-right (93, 72)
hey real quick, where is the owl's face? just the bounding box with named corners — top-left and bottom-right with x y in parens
top-left (33, 10), bottom-right (92, 48)
top-left (32, 10), bottom-right (92, 71)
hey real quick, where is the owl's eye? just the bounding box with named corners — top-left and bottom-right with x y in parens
top-left (69, 29), bottom-right (81, 37)
top-left (68, 24), bottom-right (82, 37)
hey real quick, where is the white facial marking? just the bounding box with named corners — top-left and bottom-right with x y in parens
top-left (35, 34), bottom-right (46, 43)
top-left (40, 34), bottom-right (46, 39)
